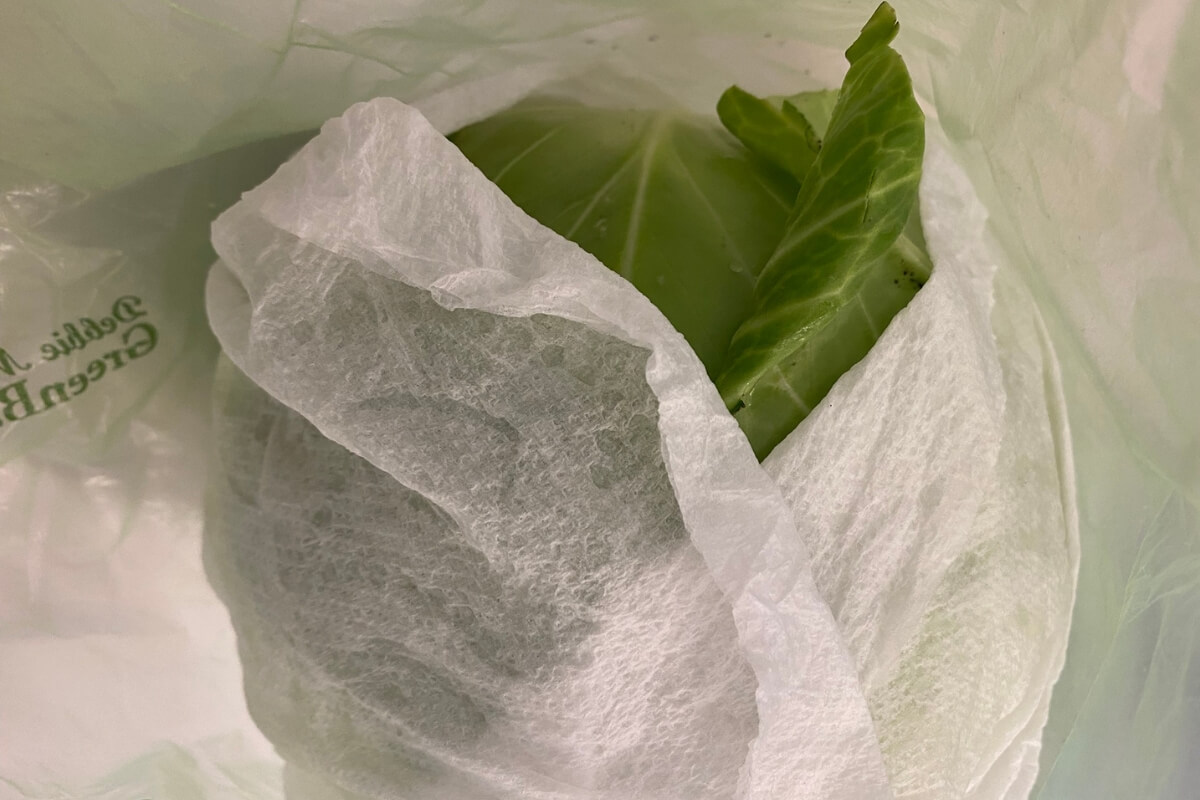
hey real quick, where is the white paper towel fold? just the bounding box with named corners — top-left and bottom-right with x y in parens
top-left (204, 98), bottom-right (1076, 799)
top-left (205, 97), bottom-right (895, 800)
top-left (764, 140), bottom-right (1078, 799)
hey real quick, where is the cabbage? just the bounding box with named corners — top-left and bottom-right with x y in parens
top-left (452, 2), bottom-right (927, 458)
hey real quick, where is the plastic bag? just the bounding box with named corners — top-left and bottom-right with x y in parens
top-left (0, 1), bottom-right (1195, 798)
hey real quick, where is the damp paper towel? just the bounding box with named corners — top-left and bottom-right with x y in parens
top-left (204, 98), bottom-right (1077, 799)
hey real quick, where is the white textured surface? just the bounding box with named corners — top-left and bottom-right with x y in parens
top-left (205, 98), bottom-right (894, 800)
top-left (203, 96), bottom-right (1077, 800)
top-left (764, 140), bottom-right (1077, 799)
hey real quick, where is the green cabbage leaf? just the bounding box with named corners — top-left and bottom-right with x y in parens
top-left (452, 2), bottom-right (927, 459)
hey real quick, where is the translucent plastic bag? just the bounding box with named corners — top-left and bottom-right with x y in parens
top-left (1, 1), bottom-right (1196, 798)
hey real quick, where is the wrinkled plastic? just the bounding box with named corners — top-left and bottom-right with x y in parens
top-left (0, 136), bottom-right (311, 796)
top-left (0, 1), bottom-right (1195, 798)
